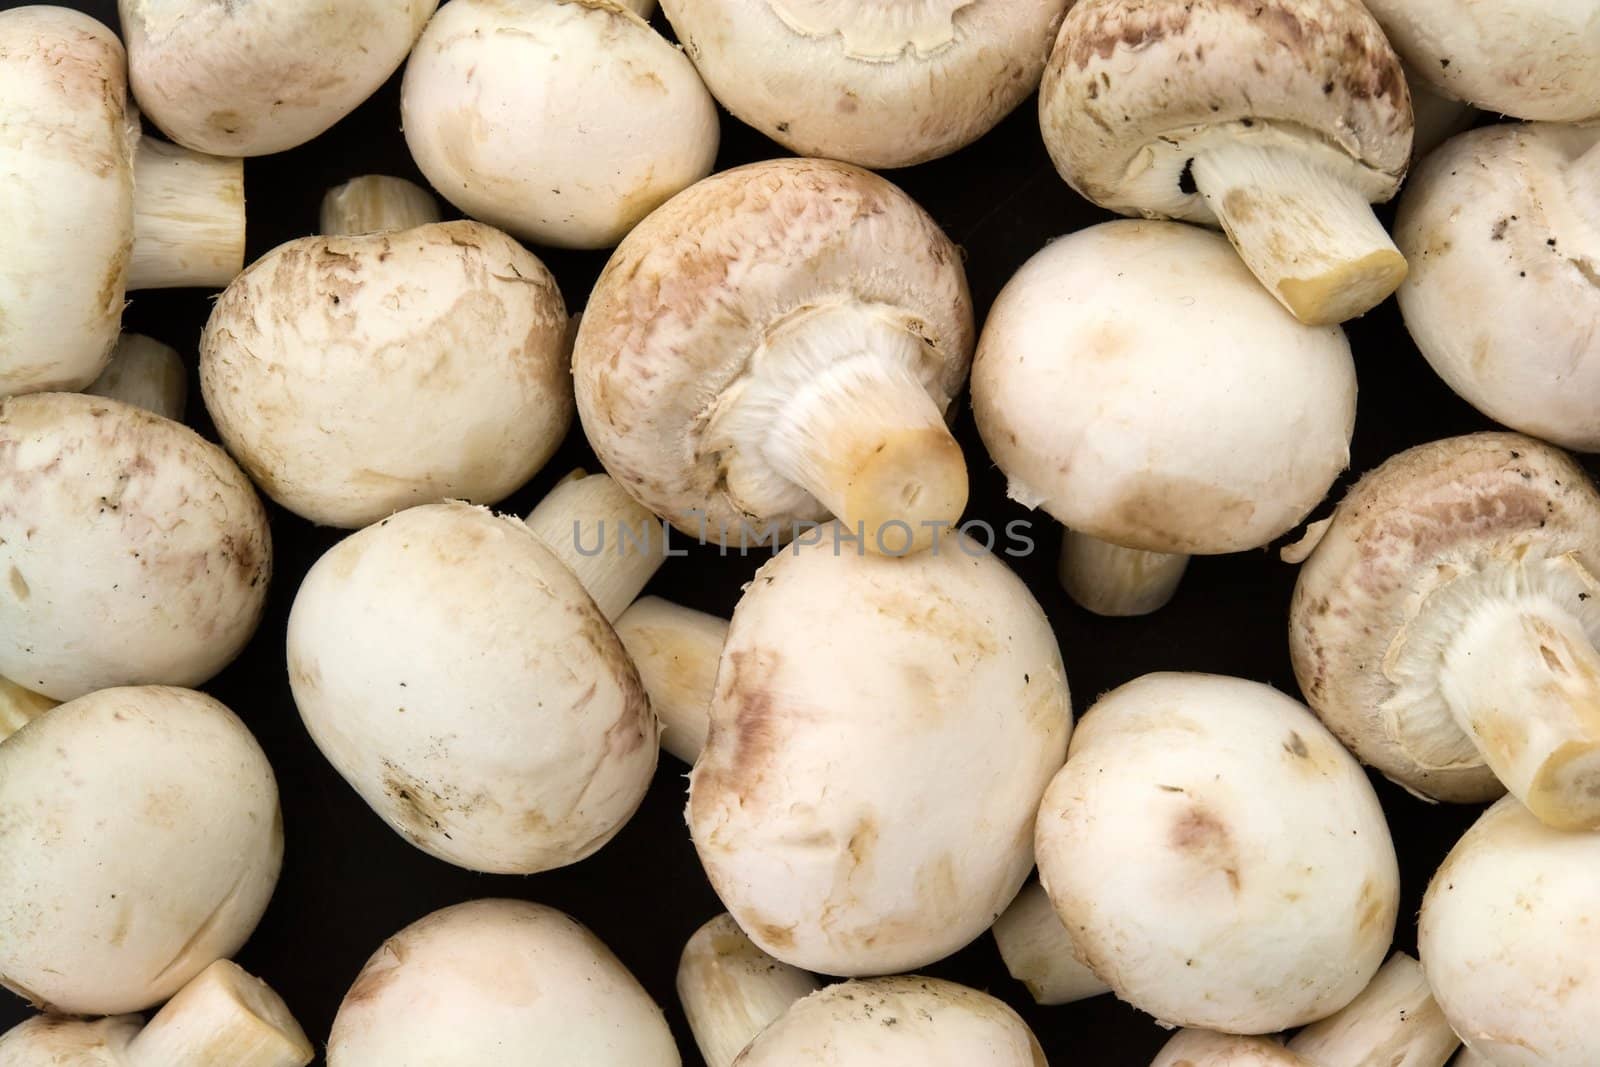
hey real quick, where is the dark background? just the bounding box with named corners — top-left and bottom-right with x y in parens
top-left (5, 2), bottom-right (1567, 1063)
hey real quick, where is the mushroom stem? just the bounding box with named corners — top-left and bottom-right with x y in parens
top-left (85, 334), bottom-right (187, 421)
top-left (320, 176), bottom-right (443, 236)
top-left (129, 137), bottom-right (246, 290)
top-left (1568, 140), bottom-right (1600, 224)
top-left (524, 472), bottom-right (668, 622)
top-left (1057, 530), bottom-right (1189, 617)
top-left (613, 596), bottom-right (728, 764)
top-left (0, 677), bottom-right (56, 743)
top-left (1191, 142), bottom-right (1407, 325)
top-left (1286, 953), bottom-right (1459, 1067)
top-left (992, 881), bottom-right (1112, 1006)
top-left (677, 914), bottom-right (821, 1067)
top-left (123, 961), bottom-right (313, 1067)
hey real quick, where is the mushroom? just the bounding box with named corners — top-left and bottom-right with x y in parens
top-left (320, 175), bottom-right (442, 237)
top-left (0, 392), bottom-right (271, 701)
top-left (1035, 672), bottom-right (1399, 1033)
top-left (614, 596), bottom-right (729, 764)
top-left (0, 7), bottom-right (245, 397)
top-left (0, 960), bottom-right (313, 1067)
top-left (0, 686), bottom-right (283, 1015)
top-left (1394, 124), bottom-right (1600, 452)
top-left (991, 880), bottom-right (1111, 1006)
top-left (401, 0), bottom-right (719, 250)
top-left (0, 678), bottom-right (54, 742)
top-left (573, 157), bottom-right (976, 556)
top-left (734, 977), bottom-right (1047, 1065)
top-left (1357, 0), bottom-right (1599, 122)
top-left (687, 525), bottom-right (1072, 975)
top-left (287, 476), bottom-right (667, 873)
top-left (327, 898), bottom-right (680, 1066)
top-left (1289, 433), bottom-right (1600, 828)
top-left (199, 188), bottom-right (571, 529)
top-left (1038, 0), bottom-right (1413, 325)
top-left (120, 0), bottom-right (437, 156)
top-left (85, 333), bottom-right (187, 421)
top-left (678, 914), bottom-right (821, 1067)
top-left (972, 220), bottom-right (1357, 616)
top-left (1404, 62), bottom-right (1479, 161)
top-left (659, 0), bottom-right (1070, 168)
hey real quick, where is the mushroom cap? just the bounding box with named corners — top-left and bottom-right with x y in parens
top-left (1396, 123), bottom-right (1600, 452)
top-left (689, 529), bottom-right (1071, 976)
top-left (200, 221), bottom-right (573, 528)
top-left (0, 1016), bottom-right (140, 1066)
top-left (1289, 433), bottom-right (1600, 802)
top-left (734, 977), bottom-right (1046, 1066)
top-left (1150, 1031), bottom-right (1303, 1067)
top-left (401, 0), bottom-right (719, 250)
top-left (0, 686), bottom-right (283, 1015)
top-left (1359, 0), bottom-right (1600, 122)
top-left (972, 220), bottom-right (1356, 554)
top-left (0, 7), bottom-right (133, 396)
top-left (1035, 672), bottom-right (1398, 1033)
top-left (1420, 795), bottom-right (1600, 1067)
top-left (328, 898), bottom-right (680, 1067)
top-left (1039, 0), bottom-right (1411, 221)
top-left (574, 158), bottom-right (973, 542)
top-left (120, 0), bottom-right (437, 156)
top-left (660, 0), bottom-right (1069, 169)
top-left (287, 502), bottom-right (656, 874)
top-left (0, 393), bottom-right (272, 702)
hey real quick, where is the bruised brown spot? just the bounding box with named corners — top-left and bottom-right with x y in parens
top-left (1356, 877), bottom-right (1389, 933)
top-left (1170, 804), bottom-right (1242, 892)
top-left (7, 567), bottom-right (28, 601)
top-left (1284, 731), bottom-right (1310, 758)
top-left (754, 921), bottom-right (797, 949)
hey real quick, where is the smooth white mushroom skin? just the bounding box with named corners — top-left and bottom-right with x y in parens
top-left (661, 0), bottom-right (1070, 168)
top-left (1286, 953), bottom-right (1460, 1067)
top-left (200, 221), bottom-right (572, 528)
top-left (1396, 124), bottom-right (1600, 452)
top-left (402, 0), bottom-right (719, 249)
top-left (689, 530), bottom-right (1071, 975)
top-left (0, 687), bottom-right (284, 1015)
top-left (0, 393), bottom-right (271, 702)
top-left (973, 220), bottom-right (1356, 557)
top-left (734, 977), bottom-right (1047, 1066)
top-left (678, 914), bottom-right (820, 1067)
top-left (991, 881), bottom-right (1112, 1006)
top-left (524, 471), bottom-right (668, 623)
top-left (288, 502), bottom-right (657, 874)
top-left (614, 596), bottom-right (729, 764)
top-left (328, 899), bottom-right (681, 1067)
top-left (0, 678), bottom-right (55, 744)
top-left (1150, 1031), bottom-right (1297, 1067)
top-left (1421, 796), bottom-right (1600, 1067)
top-left (127, 138), bottom-right (246, 290)
top-left (85, 333), bottom-right (187, 421)
top-left (1036, 673), bottom-right (1399, 1033)
top-left (1058, 531), bottom-right (1190, 618)
top-left (121, 0), bottom-right (439, 156)
top-left (320, 175), bottom-right (443, 237)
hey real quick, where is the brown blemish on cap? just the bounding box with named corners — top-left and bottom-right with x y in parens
top-left (1170, 803), bottom-right (1242, 892)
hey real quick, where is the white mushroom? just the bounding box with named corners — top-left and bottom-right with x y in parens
top-left (85, 334), bottom-right (187, 421)
top-left (0, 960), bottom-right (313, 1067)
top-left (320, 175), bottom-right (443, 237)
top-left (401, 0), bottom-right (719, 250)
top-left (1039, 0), bottom-right (1413, 324)
top-left (327, 898), bottom-right (680, 1066)
top-left (991, 881), bottom-right (1111, 1007)
top-left (614, 596), bottom-right (729, 764)
top-left (120, 0), bottom-right (437, 156)
top-left (0, 678), bottom-right (54, 742)
top-left (0, 686), bottom-right (283, 1015)
top-left (660, 0), bottom-right (1070, 168)
top-left (1404, 62), bottom-right (1479, 160)
top-left (972, 220), bottom-right (1356, 616)
top-left (0, 393), bottom-right (271, 702)
top-left (0, 7), bottom-right (244, 397)
top-left (677, 914), bottom-right (820, 1067)
top-left (1290, 433), bottom-right (1600, 827)
top-left (574, 158), bottom-right (976, 555)
top-left (1395, 124), bottom-right (1600, 452)
top-left (1420, 795), bottom-right (1600, 1067)
top-left (1035, 672), bottom-right (1399, 1033)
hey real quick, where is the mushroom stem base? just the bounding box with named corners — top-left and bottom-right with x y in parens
top-left (1286, 953), bottom-right (1459, 1067)
top-left (125, 961), bottom-right (312, 1067)
top-left (1057, 531), bottom-right (1189, 617)
top-left (320, 176), bottom-right (443, 236)
top-left (614, 596), bottom-right (729, 764)
top-left (992, 882), bottom-right (1112, 1006)
top-left (1191, 141), bottom-right (1406, 325)
top-left (129, 137), bottom-right (246, 290)
top-left (0, 677), bottom-right (56, 743)
top-left (524, 471), bottom-right (668, 622)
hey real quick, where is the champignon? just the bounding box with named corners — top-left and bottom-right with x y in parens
top-left (120, 0), bottom-right (437, 156)
top-left (1035, 672), bottom-right (1399, 1033)
top-left (972, 220), bottom-right (1356, 616)
top-left (687, 526), bottom-right (1072, 975)
top-left (0, 392), bottom-right (271, 701)
top-left (327, 898), bottom-right (680, 1066)
top-left (1395, 124), bottom-right (1600, 451)
top-left (320, 175), bottom-right (442, 237)
top-left (85, 334), bottom-right (187, 421)
top-left (0, 7), bottom-right (244, 397)
top-left (1038, 0), bottom-right (1413, 325)
top-left (401, 0), bottom-right (719, 250)
top-left (574, 158), bottom-right (975, 555)
top-left (0, 687), bottom-right (283, 1015)
top-left (1404, 62), bottom-right (1479, 160)
top-left (287, 480), bottom-right (666, 873)
top-left (614, 596), bottom-right (729, 764)
top-left (1290, 433), bottom-right (1600, 828)
top-left (199, 197), bottom-right (571, 529)
top-left (992, 880), bottom-right (1111, 1006)
top-left (0, 960), bottom-right (313, 1067)
top-left (659, 0), bottom-right (1070, 168)
top-left (734, 977), bottom-right (1046, 1066)
top-left (678, 914), bottom-right (820, 1067)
